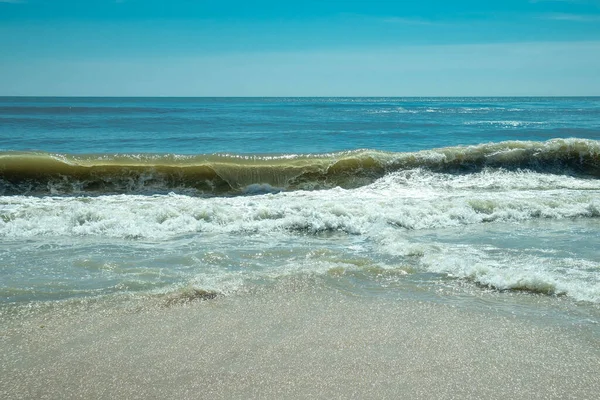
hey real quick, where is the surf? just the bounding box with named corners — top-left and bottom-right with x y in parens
top-left (1, 138), bottom-right (598, 196)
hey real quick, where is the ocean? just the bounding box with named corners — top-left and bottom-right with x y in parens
top-left (1, 97), bottom-right (599, 398)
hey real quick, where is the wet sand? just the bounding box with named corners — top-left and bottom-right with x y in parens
top-left (1, 288), bottom-right (599, 399)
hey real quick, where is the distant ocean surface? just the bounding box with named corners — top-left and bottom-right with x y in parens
top-left (1, 97), bottom-right (599, 322)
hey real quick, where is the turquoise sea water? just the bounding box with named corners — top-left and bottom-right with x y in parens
top-left (2, 97), bottom-right (600, 154)
top-left (0, 97), bottom-right (599, 323)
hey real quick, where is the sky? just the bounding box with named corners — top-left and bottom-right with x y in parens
top-left (1, 0), bottom-right (600, 96)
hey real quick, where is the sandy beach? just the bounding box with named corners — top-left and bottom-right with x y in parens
top-left (2, 285), bottom-right (599, 400)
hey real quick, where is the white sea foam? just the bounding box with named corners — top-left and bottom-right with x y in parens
top-left (367, 107), bottom-right (417, 114)
top-left (2, 169), bottom-right (599, 302)
top-left (464, 120), bottom-right (545, 127)
top-left (375, 220), bottom-right (600, 303)
top-left (1, 169), bottom-right (598, 239)
top-left (422, 246), bottom-right (600, 303)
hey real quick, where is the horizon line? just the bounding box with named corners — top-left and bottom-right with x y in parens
top-left (2, 95), bottom-right (600, 99)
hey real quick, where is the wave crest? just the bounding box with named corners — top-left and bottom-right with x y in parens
top-left (1, 138), bottom-right (598, 196)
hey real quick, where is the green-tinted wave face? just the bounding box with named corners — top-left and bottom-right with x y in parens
top-left (1, 138), bottom-right (598, 196)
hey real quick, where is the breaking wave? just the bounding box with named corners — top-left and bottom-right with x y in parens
top-left (1, 138), bottom-right (598, 196)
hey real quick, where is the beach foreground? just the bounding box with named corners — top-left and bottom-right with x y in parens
top-left (2, 285), bottom-right (598, 400)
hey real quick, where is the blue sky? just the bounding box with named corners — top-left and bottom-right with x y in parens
top-left (1, 0), bottom-right (600, 96)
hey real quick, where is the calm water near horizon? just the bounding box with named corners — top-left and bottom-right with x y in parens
top-left (2, 96), bottom-right (600, 154)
